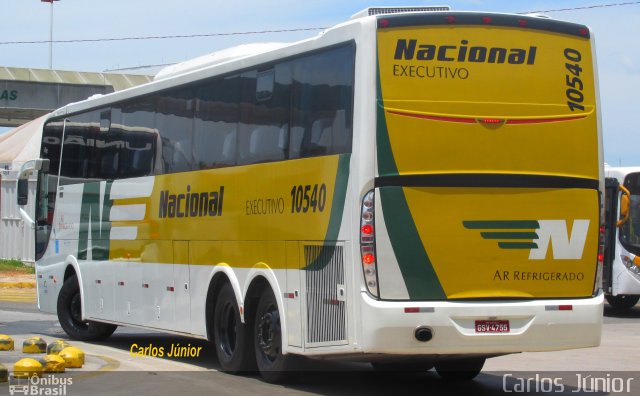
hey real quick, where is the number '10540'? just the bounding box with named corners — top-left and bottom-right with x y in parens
top-left (290, 184), bottom-right (327, 213)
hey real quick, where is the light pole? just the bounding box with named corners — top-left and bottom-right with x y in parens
top-left (41, 0), bottom-right (59, 69)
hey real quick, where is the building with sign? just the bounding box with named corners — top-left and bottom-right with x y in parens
top-left (0, 67), bottom-right (152, 127)
top-left (0, 67), bottom-right (152, 262)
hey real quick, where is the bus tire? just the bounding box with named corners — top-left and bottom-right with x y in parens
top-left (606, 294), bottom-right (640, 311)
top-left (57, 275), bottom-right (117, 341)
top-left (435, 357), bottom-right (485, 381)
top-left (213, 283), bottom-right (253, 373)
top-left (254, 288), bottom-right (294, 383)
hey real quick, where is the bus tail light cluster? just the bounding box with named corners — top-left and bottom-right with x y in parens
top-left (361, 190), bottom-right (379, 297)
top-left (594, 225), bottom-right (605, 295)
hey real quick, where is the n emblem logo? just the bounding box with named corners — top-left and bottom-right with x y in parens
top-left (528, 220), bottom-right (590, 260)
top-left (463, 219), bottom-right (590, 260)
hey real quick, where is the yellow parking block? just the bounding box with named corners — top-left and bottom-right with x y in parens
top-left (0, 334), bottom-right (14, 351)
top-left (23, 336), bottom-right (47, 353)
top-left (59, 346), bottom-right (84, 368)
top-left (46, 340), bottom-right (71, 355)
top-left (13, 358), bottom-right (43, 378)
top-left (39, 354), bottom-right (66, 373)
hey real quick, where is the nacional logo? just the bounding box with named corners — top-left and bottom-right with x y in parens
top-left (394, 39), bottom-right (537, 65)
top-left (463, 219), bottom-right (590, 260)
top-left (158, 185), bottom-right (224, 219)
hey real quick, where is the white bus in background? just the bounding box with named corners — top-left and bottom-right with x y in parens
top-left (17, 6), bottom-right (604, 383)
top-left (604, 165), bottom-right (640, 310)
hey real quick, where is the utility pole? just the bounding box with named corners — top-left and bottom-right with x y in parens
top-left (41, 0), bottom-right (59, 69)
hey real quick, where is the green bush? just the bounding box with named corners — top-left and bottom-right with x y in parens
top-left (0, 259), bottom-right (35, 274)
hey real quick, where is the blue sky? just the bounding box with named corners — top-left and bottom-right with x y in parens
top-left (2, 1), bottom-right (639, 165)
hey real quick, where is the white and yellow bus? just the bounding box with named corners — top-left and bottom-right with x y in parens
top-left (18, 7), bottom-right (604, 382)
top-left (603, 165), bottom-right (640, 311)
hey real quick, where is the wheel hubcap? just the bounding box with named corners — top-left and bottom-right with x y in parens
top-left (70, 293), bottom-right (85, 325)
top-left (257, 306), bottom-right (280, 362)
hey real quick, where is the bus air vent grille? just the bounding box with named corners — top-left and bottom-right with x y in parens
top-left (304, 244), bottom-right (347, 346)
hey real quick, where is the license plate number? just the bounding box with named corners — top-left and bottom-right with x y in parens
top-left (475, 320), bottom-right (510, 333)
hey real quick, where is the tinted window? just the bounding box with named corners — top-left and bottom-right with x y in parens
top-left (37, 120), bottom-right (64, 259)
top-left (194, 75), bottom-right (240, 168)
top-left (238, 64), bottom-right (291, 165)
top-left (112, 98), bottom-right (158, 177)
top-left (620, 173), bottom-right (640, 255)
top-left (59, 111), bottom-right (101, 183)
top-left (290, 44), bottom-right (354, 159)
top-left (156, 88), bottom-right (195, 173)
top-left (48, 42), bottom-right (354, 179)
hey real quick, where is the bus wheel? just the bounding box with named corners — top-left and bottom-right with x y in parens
top-left (606, 294), bottom-right (640, 311)
top-left (57, 275), bottom-right (117, 341)
top-left (435, 357), bottom-right (485, 381)
top-left (254, 288), bottom-right (293, 383)
top-left (213, 283), bottom-right (253, 373)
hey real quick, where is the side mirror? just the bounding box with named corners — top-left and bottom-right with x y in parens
top-left (16, 159), bottom-right (49, 228)
top-left (16, 158), bottom-right (50, 204)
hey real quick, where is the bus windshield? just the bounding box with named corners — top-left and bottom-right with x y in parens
top-left (620, 173), bottom-right (640, 253)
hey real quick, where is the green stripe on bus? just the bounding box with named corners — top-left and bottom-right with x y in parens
top-left (498, 242), bottom-right (539, 249)
top-left (463, 220), bottom-right (540, 229)
top-left (325, 154), bottom-right (350, 242)
top-left (480, 232), bottom-right (539, 239)
top-left (376, 60), bottom-right (399, 177)
top-left (304, 154), bottom-right (350, 271)
top-left (380, 187), bottom-right (446, 300)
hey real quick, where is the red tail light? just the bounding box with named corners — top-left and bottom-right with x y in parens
top-left (361, 190), bottom-right (379, 297)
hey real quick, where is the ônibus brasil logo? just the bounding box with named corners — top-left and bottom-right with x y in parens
top-left (463, 220), bottom-right (590, 260)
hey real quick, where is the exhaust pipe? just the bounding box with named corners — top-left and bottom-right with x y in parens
top-left (414, 326), bottom-right (433, 342)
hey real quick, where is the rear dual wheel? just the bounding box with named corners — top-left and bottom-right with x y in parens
top-left (213, 283), bottom-right (254, 373)
top-left (212, 284), bottom-right (294, 382)
top-left (254, 288), bottom-right (295, 383)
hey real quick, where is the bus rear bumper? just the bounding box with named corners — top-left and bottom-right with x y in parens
top-left (359, 292), bottom-right (603, 356)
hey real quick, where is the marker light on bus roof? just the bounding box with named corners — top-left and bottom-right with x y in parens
top-left (478, 118), bottom-right (504, 125)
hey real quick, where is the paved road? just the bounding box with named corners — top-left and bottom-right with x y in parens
top-left (1, 301), bottom-right (639, 396)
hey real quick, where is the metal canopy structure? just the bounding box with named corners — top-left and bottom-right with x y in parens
top-left (0, 67), bottom-right (153, 127)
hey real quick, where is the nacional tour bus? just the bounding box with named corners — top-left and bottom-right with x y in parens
top-left (603, 165), bottom-right (640, 311)
top-left (17, 6), bottom-right (604, 382)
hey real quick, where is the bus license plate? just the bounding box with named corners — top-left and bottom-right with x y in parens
top-left (475, 320), bottom-right (510, 333)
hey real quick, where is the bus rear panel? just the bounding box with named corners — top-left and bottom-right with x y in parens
top-left (363, 12), bottom-right (602, 354)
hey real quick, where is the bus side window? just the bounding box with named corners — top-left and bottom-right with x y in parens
top-left (194, 75), bottom-right (240, 169)
top-left (248, 125), bottom-right (288, 164)
top-left (290, 44), bottom-right (354, 159)
top-left (118, 98), bottom-right (157, 177)
top-left (156, 89), bottom-right (195, 174)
